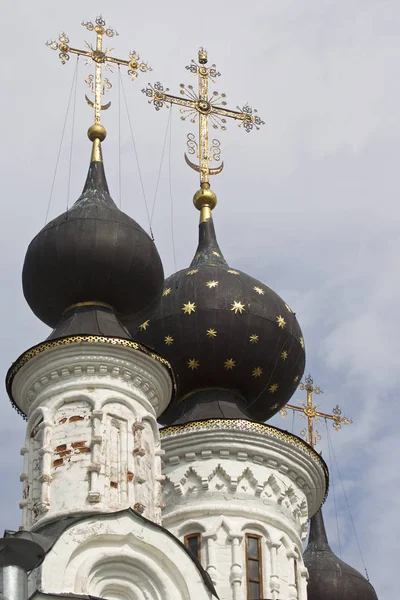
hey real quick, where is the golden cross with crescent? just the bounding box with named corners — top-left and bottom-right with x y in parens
top-left (142, 48), bottom-right (265, 190)
top-left (280, 374), bottom-right (352, 448)
top-left (46, 15), bottom-right (151, 161)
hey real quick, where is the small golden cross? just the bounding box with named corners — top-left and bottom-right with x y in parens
top-left (280, 374), bottom-right (352, 448)
top-left (46, 15), bottom-right (151, 160)
top-left (142, 48), bottom-right (264, 188)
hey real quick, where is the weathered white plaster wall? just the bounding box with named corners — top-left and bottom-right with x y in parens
top-left (29, 512), bottom-right (213, 600)
top-left (161, 421), bottom-right (327, 600)
top-left (12, 342), bottom-right (172, 529)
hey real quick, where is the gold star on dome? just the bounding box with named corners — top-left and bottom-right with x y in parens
top-left (231, 301), bottom-right (245, 314)
top-left (139, 320), bottom-right (150, 331)
top-left (164, 335), bottom-right (174, 346)
top-left (182, 301), bottom-right (196, 315)
top-left (187, 358), bottom-right (200, 370)
top-left (276, 315), bottom-right (286, 329)
top-left (252, 366), bottom-right (263, 378)
top-left (280, 350), bottom-right (288, 361)
top-left (163, 288), bottom-right (172, 297)
top-left (186, 269), bottom-right (198, 275)
top-left (227, 269), bottom-right (240, 275)
top-left (224, 358), bottom-right (236, 370)
top-left (285, 303), bottom-right (292, 313)
top-left (294, 375), bottom-right (299, 383)
top-left (212, 251), bottom-right (221, 257)
top-left (249, 334), bottom-right (259, 344)
top-left (206, 328), bottom-right (217, 338)
top-left (254, 286), bottom-right (265, 295)
top-left (206, 280), bottom-right (219, 289)
top-left (270, 402), bottom-right (279, 410)
top-left (268, 383), bottom-right (279, 394)
top-left (300, 337), bottom-right (305, 349)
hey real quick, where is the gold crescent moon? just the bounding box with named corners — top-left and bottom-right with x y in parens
top-left (85, 95), bottom-right (112, 111)
top-left (184, 153), bottom-right (224, 175)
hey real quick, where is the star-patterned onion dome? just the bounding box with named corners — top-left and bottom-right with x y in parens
top-left (304, 508), bottom-right (379, 600)
top-left (126, 204), bottom-right (305, 425)
top-left (23, 137), bottom-right (164, 329)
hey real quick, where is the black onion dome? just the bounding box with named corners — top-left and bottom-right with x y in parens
top-left (127, 214), bottom-right (305, 425)
top-left (23, 159), bottom-right (164, 328)
top-left (304, 509), bottom-right (379, 600)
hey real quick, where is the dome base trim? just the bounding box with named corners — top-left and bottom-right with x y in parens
top-left (62, 301), bottom-right (114, 314)
top-left (6, 334), bottom-right (176, 419)
top-left (160, 417), bottom-right (329, 501)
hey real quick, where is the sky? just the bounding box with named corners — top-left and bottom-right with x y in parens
top-left (1, 1), bottom-right (399, 598)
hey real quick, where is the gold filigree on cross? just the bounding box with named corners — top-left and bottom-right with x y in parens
top-left (280, 374), bottom-right (352, 448)
top-left (46, 15), bottom-right (151, 145)
top-left (142, 48), bottom-right (265, 186)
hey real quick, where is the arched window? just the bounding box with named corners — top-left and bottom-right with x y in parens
top-left (246, 534), bottom-right (263, 600)
top-left (184, 533), bottom-right (201, 562)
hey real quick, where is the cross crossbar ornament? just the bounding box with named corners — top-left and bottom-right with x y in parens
top-left (46, 15), bottom-right (151, 160)
top-left (142, 48), bottom-right (264, 190)
top-left (280, 374), bottom-right (352, 448)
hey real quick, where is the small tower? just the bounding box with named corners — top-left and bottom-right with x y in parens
top-left (282, 376), bottom-right (379, 600)
top-left (9, 26), bottom-right (167, 526)
top-left (304, 508), bottom-right (379, 600)
top-left (5, 17), bottom-right (217, 600)
top-left (133, 48), bottom-right (328, 600)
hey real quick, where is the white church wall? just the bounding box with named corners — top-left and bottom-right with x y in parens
top-left (161, 421), bottom-right (327, 600)
top-left (11, 342), bottom-right (172, 529)
top-left (30, 511), bottom-right (213, 600)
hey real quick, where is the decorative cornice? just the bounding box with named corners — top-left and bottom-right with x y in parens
top-left (161, 418), bottom-right (329, 502)
top-left (6, 335), bottom-right (176, 419)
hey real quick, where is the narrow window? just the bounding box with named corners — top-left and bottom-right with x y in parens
top-left (184, 533), bottom-right (201, 562)
top-left (246, 534), bottom-right (263, 600)
top-left (294, 558), bottom-right (299, 593)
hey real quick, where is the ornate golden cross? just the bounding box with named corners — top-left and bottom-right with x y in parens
top-left (280, 374), bottom-right (352, 448)
top-left (46, 15), bottom-right (151, 159)
top-left (142, 48), bottom-right (265, 189)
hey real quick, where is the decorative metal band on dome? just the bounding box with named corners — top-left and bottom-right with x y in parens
top-left (161, 418), bottom-right (329, 501)
top-left (6, 335), bottom-right (176, 418)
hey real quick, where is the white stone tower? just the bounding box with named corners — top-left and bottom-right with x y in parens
top-left (11, 338), bottom-right (172, 530)
top-left (161, 420), bottom-right (327, 600)
top-left (126, 45), bottom-right (331, 600)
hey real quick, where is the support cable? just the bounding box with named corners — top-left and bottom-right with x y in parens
top-left (168, 109), bottom-right (177, 271)
top-left (44, 56), bottom-right (79, 224)
top-left (325, 422), bottom-right (370, 581)
top-left (324, 418), bottom-right (342, 558)
top-left (118, 66), bottom-right (122, 209)
top-left (150, 108), bottom-right (172, 228)
top-left (66, 56), bottom-right (79, 213)
top-left (119, 71), bottom-right (153, 238)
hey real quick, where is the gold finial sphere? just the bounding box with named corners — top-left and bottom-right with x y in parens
top-left (87, 123), bottom-right (107, 142)
top-left (198, 47), bottom-right (208, 64)
top-left (193, 184), bottom-right (217, 211)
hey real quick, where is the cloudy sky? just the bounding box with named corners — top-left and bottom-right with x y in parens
top-left (1, 1), bottom-right (399, 598)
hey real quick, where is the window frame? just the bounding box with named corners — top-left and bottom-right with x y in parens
top-left (184, 532), bottom-right (202, 562)
top-left (245, 533), bottom-right (263, 600)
